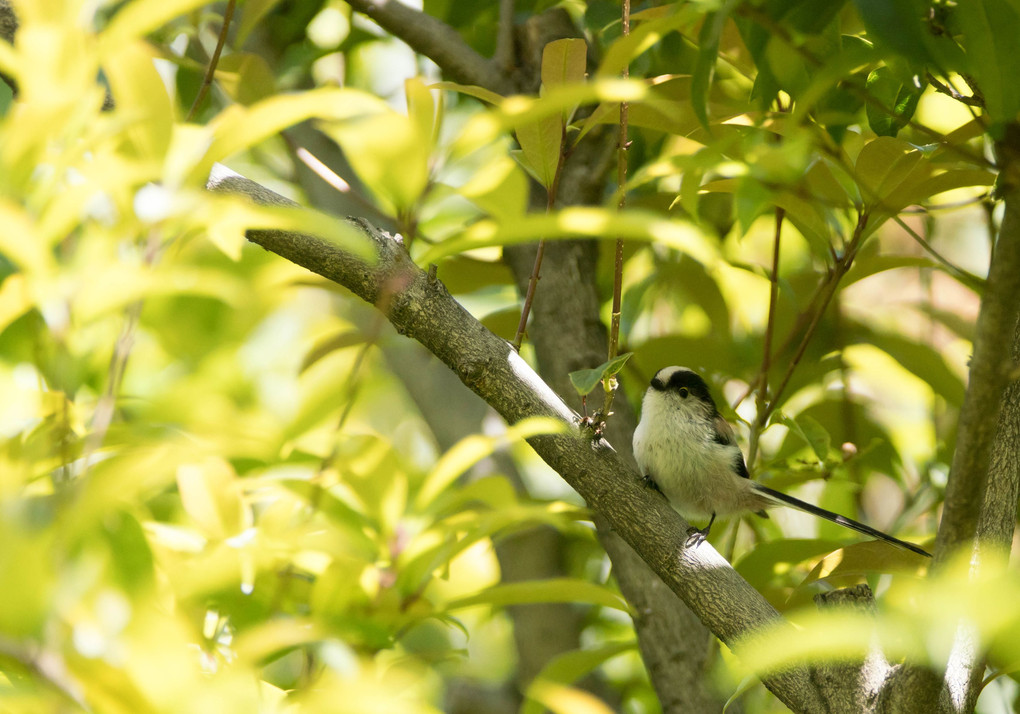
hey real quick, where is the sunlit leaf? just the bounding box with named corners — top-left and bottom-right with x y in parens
top-left (800, 541), bottom-right (931, 586)
top-left (526, 681), bottom-right (617, 714)
top-left (103, 41), bottom-right (174, 163)
top-left (176, 458), bottom-right (250, 540)
top-left (542, 38), bottom-right (587, 88)
top-left (191, 88), bottom-right (391, 184)
top-left (418, 207), bottom-right (718, 265)
top-left (522, 642), bottom-right (635, 714)
top-left (596, 6), bottom-right (699, 78)
top-left (514, 113), bottom-right (563, 190)
top-left (865, 67), bottom-right (923, 138)
top-left (444, 578), bottom-right (631, 613)
top-left (101, 0), bottom-right (214, 49)
top-left (406, 77), bottom-right (439, 152)
top-left (416, 417), bottom-right (567, 510)
top-left (324, 110), bottom-right (431, 214)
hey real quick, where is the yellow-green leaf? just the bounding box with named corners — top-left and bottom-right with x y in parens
top-left (542, 38), bottom-right (587, 88)
top-left (445, 578), bottom-right (631, 613)
top-left (176, 458), bottom-right (250, 541)
top-left (416, 417), bottom-right (567, 510)
top-left (191, 88), bottom-right (390, 184)
top-left (515, 114), bottom-right (562, 189)
top-left (101, 0), bottom-right (213, 49)
top-left (419, 207), bottom-right (718, 266)
top-left (103, 41), bottom-right (174, 163)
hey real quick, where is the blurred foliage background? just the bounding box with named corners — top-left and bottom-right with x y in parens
top-left (0, 0), bottom-right (1017, 712)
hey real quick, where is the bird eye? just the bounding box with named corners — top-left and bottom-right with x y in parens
top-left (678, 387), bottom-right (689, 398)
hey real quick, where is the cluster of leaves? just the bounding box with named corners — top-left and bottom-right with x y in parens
top-left (0, 2), bottom-right (638, 712)
top-left (2, 0), bottom-right (1020, 711)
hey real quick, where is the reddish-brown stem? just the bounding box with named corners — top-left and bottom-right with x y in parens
top-left (187, 0), bottom-right (236, 121)
top-left (513, 128), bottom-right (567, 351)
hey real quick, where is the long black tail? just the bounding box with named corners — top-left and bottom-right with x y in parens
top-left (751, 483), bottom-right (931, 558)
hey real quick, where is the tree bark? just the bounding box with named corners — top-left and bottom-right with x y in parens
top-left (926, 127), bottom-right (1020, 711)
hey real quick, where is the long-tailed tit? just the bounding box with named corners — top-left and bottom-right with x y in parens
top-left (633, 366), bottom-right (930, 557)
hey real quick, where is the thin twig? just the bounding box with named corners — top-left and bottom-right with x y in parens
top-left (764, 212), bottom-right (868, 421)
top-left (747, 207), bottom-right (784, 466)
top-left (82, 232), bottom-right (162, 472)
top-left (345, 0), bottom-right (513, 95)
top-left (925, 71), bottom-right (983, 108)
top-left (599, 0), bottom-right (631, 421)
top-left (186, 0), bottom-right (236, 122)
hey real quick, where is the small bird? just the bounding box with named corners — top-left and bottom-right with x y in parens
top-left (632, 366), bottom-right (931, 558)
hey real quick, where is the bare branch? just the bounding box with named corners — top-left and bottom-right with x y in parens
top-left (345, 0), bottom-right (514, 95)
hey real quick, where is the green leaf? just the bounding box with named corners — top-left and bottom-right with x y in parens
top-left (853, 136), bottom-right (925, 211)
top-left (775, 412), bottom-right (831, 463)
top-left (800, 540), bottom-right (931, 586)
top-left (515, 114), bottom-right (563, 190)
top-left (568, 353), bottom-right (633, 396)
top-left (419, 207), bottom-right (719, 265)
top-left (852, 0), bottom-right (932, 67)
top-left (865, 67), bottom-right (923, 137)
top-left (444, 578), bottom-right (631, 613)
top-left (955, 0), bottom-right (1020, 124)
top-left (215, 52), bottom-right (277, 106)
top-left (853, 329), bottom-right (966, 405)
top-left (735, 538), bottom-right (846, 588)
top-left (430, 80), bottom-right (505, 106)
top-left (415, 417), bottom-right (567, 510)
top-left (691, 8), bottom-right (728, 128)
top-left (521, 642), bottom-right (636, 714)
top-left (236, 0), bottom-right (289, 46)
top-left (596, 6), bottom-right (699, 78)
top-left (405, 77), bottom-right (439, 152)
top-left (324, 110), bottom-right (432, 214)
top-left (176, 458), bottom-right (249, 540)
top-left (542, 38), bottom-right (588, 88)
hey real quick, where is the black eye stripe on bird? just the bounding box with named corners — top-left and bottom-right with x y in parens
top-left (633, 366), bottom-right (931, 558)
